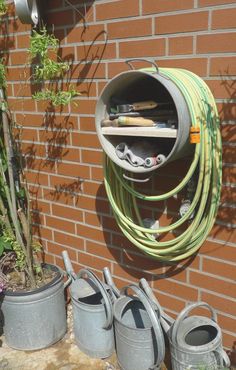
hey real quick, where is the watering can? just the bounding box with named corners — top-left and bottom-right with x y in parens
top-left (169, 302), bottom-right (231, 370)
top-left (113, 283), bottom-right (165, 370)
top-left (139, 279), bottom-right (231, 369)
top-left (62, 252), bottom-right (114, 358)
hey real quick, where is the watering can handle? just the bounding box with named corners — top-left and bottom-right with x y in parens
top-left (171, 302), bottom-right (218, 345)
top-left (215, 348), bottom-right (231, 368)
top-left (122, 284), bottom-right (165, 367)
top-left (78, 269), bottom-right (113, 329)
top-left (125, 58), bottom-right (159, 72)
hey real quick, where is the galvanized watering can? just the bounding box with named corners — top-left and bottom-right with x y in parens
top-left (113, 283), bottom-right (165, 370)
top-left (139, 279), bottom-right (231, 370)
top-left (169, 302), bottom-right (231, 370)
top-left (62, 252), bottom-right (114, 358)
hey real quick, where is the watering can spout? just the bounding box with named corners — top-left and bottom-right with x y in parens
top-left (139, 278), bottom-right (174, 334)
top-left (103, 267), bottom-right (120, 299)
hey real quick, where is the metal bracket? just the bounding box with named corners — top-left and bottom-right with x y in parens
top-left (14, 0), bottom-right (40, 25)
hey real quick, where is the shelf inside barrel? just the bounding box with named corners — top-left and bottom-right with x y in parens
top-left (101, 126), bottom-right (178, 138)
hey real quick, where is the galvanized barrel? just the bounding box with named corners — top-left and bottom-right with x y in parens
top-left (169, 302), bottom-right (231, 370)
top-left (113, 284), bottom-right (165, 370)
top-left (1, 264), bottom-right (68, 350)
top-left (72, 269), bottom-right (114, 358)
top-left (95, 60), bottom-right (192, 173)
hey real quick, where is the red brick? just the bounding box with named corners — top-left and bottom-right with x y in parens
top-left (76, 61), bottom-right (106, 79)
top-left (96, 0), bottom-right (139, 21)
top-left (47, 241), bottom-right (77, 262)
top-left (158, 58), bottom-right (208, 76)
top-left (50, 175), bottom-right (82, 193)
top-left (152, 290), bottom-right (186, 314)
top-left (15, 114), bottom-right (44, 128)
top-left (67, 24), bottom-right (106, 44)
top-left (54, 230), bottom-right (85, 251)
top-left (46, 215), bottom-right (76, 234)
top-left (212, 7), bottom-right (236, 30)
top-left (217, 102), bottom-right (236, 121)
top-left (48, 9), bottom-right (73, 26)
top-left (221, 185), bottom-right (236, 203)
top-left (33, 225), bottom-right (53, 241)
top-left (108, 61), bottom-right (131, 78)
top-left (43, 187), bottom-right (75, 206)
top-left (16, 34), bottom-right (30, 49)
top-left (76, 43), bottom-right (116, 62)
top-left (81, 149), bottom-right (102, 165)
top-left (52, 203), bottom-right (83, 222)
top-left (200, 240), bottom-right (236, 263)
top-left (143, 0), bottom-right (194, 14)
top-left (31, 199), bottom-right (51, 214)
top-left (197, 33), bottom-right (236, 53)
top-left (201, 291), bottom-right (236, 317)
top-left (25, 171), bottom-right (49, 187)
top-left (169, 36), bottom-right (193, 55)
top-left (107, 18), bottom-right (152, 39)
top-left (218, 313), bottom-right (236, 335)
top-left (84, 211), bottom-right (101, 227)
top-left (91, 167), bottom-right (104, 181)
top-left (202, 257), bottom-right (236, 281)
top-left (79, 117), bottom-right (96, 132)
top-left (206, 79), bottom-right (235, 100)
top-left (72, 133), bottom-right (100, 149)
top-left (113, 263), bottom-right (152, 283)
top-left (153, 278), bottom-right (198, 301)
top-left (76, 223), bottom-right (111, 244)
top-left (119, 38), bottom-right (165, 58)
top-left (156, 12), bottom-right (208, 35)
top-left (86, 240), bottom-right (121, 262)
top-left (82, 181), bottom-right (106, 198)
top-left (57, 162), bottom-right (90, 179)
top-left (210, 56), bottom-right (236, 76)
top-left (190, 271), bottom-right (236, 298)
top-left (10, 51), bottom-right (27, 65)
top-left (78, 251), bottom-right (112, 271)
top-left (199, 0), bottom-right (236, 6)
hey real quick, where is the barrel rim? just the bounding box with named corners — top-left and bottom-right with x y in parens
top-left (2, 263), bottom-right (63, 297)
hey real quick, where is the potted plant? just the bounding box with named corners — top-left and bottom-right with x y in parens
top-left (0, 27), bottom-right (70, 350)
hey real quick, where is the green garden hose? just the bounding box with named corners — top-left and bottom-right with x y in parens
top-left (103, 68), bottom-right (222, 262)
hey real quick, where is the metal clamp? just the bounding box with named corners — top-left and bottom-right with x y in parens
top-left (123, 173), bottom-right (152, 183)
top-left (14, 0), bottom-right (40, 25)
top-left (125, 58), bottom-right (159, 72)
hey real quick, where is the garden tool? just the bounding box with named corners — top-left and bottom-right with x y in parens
top-left (116, 100), bottom-right (157, 113)
top-left (101, 116), bottom-right (155, 127)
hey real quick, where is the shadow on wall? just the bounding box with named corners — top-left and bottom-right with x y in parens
top-left (44, 0), bottom-right (107, 99)
top-left (210, 71), bottom-right (236, 244)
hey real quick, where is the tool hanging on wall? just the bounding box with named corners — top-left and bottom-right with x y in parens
top-left (101, 66), bottom-right (222, 261)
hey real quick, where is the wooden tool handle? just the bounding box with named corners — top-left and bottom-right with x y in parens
top-left (133, 100), bottom-right (158, 111)
top-left (118, 116), bottom-right (155, 126)
top-left (101, 119), bottom-right (118, 127)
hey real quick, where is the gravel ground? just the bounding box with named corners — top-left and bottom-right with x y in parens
top-left (0, 304), bottom-right (167, 370)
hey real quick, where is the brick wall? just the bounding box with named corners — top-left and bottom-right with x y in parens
top-left (1, 0), bottom-right (236, 353)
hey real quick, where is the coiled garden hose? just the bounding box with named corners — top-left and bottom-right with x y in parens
top-left (103, 68), bottom-right (222, 262)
